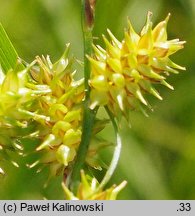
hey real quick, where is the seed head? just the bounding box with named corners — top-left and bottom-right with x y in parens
top-left (89, 13), bottom-right (185, 119)
top-left (0, 45), bottom-right (109, 177)
top-left (62, 170), bottom-right (127, 200)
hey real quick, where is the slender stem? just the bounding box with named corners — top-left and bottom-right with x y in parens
top-left (85, 106), bottom-right (122, 199)
top-left (69, 0), bottom-right (96, 193)
top-left (70, 107), bottom-right (97, 192)
top-left (97, 106), bottom-right (122, 190)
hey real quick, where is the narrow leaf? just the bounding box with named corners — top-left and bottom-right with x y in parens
top-left (0, 23), bottom-right (18, 73)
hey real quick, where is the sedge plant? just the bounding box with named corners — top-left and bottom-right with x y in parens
top-left (0, 0), bottom-right (185, 200)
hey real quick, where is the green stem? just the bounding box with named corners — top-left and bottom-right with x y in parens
top-left (69, 0), bottom-right (96, 193)
top-left (86, 106), bottom-right (122, 199)
top-left (97, 106), bottom-right (122, 191)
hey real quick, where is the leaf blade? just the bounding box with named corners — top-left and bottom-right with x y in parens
top-left (0, 23), bottom-right (18, 73)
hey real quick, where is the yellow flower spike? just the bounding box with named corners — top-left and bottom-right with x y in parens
top-left (1, 46), bottom-right (109, 177)
top-left (56, 145), bottom-right (76, 166)
top-left (62, 171), bottom-right (126, 200)
top-left (90, 13), bottom-right (184, 118)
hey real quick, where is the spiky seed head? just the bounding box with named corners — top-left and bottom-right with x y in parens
top-left (62, 170), bottom-right (127, 200)
top-left (89, 12), bottom-right (185, 119)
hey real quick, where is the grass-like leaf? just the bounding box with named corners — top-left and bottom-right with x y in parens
top-left (0, 23), bottom-right (18, 73)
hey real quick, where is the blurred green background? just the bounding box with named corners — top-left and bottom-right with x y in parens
top-left (0, 0), bottom-right (195, 199)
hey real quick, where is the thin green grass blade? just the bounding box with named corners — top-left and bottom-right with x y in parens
top-left (0, 23), bottom-right (19, 73)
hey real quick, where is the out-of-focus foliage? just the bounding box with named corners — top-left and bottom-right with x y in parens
top-left (0, 0), bottom-right (194, 199)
